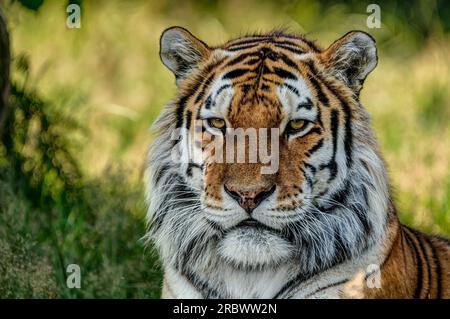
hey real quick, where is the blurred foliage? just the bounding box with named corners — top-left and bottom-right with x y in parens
top-left (15, 0), bottom-right (82, 12)
top-left (0, 0), bottom-right (449, 298)
top-left (0, 54), bottom-right (161, 298)
top-left (4, 56), bottom-right (82, 208)
top-left (16, 0), bottom-right (44, 11)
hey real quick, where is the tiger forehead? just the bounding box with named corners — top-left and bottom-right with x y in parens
top-left (216, 39), bottom-right (318, 77)
top-left (202, 47), bottom-right (316, 118)
top-left (212, 45), bottom-right (307, 89)
top-left (221, 32), bottom-right (321, 53)
top-left (208, 33), bottom-right (322, 84)
top-left (182, 33), bottom-right (329, 130)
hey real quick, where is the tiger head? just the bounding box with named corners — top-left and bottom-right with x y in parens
top-left (147, 27), bottom-right (389, 273)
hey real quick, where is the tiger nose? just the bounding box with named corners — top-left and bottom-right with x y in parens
top-left (224, 185), bottom-right (276, 214)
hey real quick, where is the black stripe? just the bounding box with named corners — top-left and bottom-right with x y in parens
top-left (226, 37), bottom-right (269, 48)
top-left (302, 60), bottom-right (330, 107)
top-left (190, 57), bottom-right (228, 107)
top-left (225, 53), bottom-right (259, 67)
top-left (304, 162), bottom-right (317, 174)
top-left (186, 162), bottom-right (194, 177)
top-left (154, 163), bottom-right (170, 185)
top-left (179, 233), bottom-right (201, 269)
top-left (177, 218), bottom-right (213, 272)
top-left (309, 127), bottom-right (322, 135)
top-left (273, 272), bottom-right (309, 299)
top-left (329, 179), bottom-right (351, 208)
top-left (150, 211), bottom-right (166, 233)
top-left (176, 94), bottom-right (192, 128)
top-left (408, 227), bottom-right (431, 298)
top-left (283, 83), bottom-right (300, 96)
top-left (297, 97), bottom-right (313, 110)
top-left (424, 236), bottom-right (442, 298)
top-left (222, 68), bottom-right (251, 80)
top-left (274, 44), bottom-right (304, 55)
top-left (240, 84), bottom-right (252, 95)
top-left (304, 279), bottom-right (349, 298)
top-left (245, 57), bottom-right (262, 66)
top-left (272, 67), bottom-right (297, 80)
top-left (320, 161), bottom-right (337, 181)
top-left (304, 171), bottom-right (314, 189)
top-left (361, 185), bottom-right (369, 207)
top-left (194, 73), bottom-right (215, 104)
top-left (404, 228), bottom-right (423, 298)
top-left (306, 59), bottom-right (353, 168)
top-left (319, 109), bottom-right (339, 180)
top-left (297, 37), bottom-right (320, 52)
top-left (261, 77), bottom-right (282, 86)
top-left (272, 39), bottom-right (303, 47)
top-left (308, 76), bottom-right (329, 106)
top-left (185, 110), bottom-right (192, 130)
top-left (277, 52), bottom-right (299, 68)
top-left (215, 84), bottom-right (232, 97)
top-left (226, 43), bottom-right (260, 51)
top-left (306, 138), bottom-right (324, 156)
top-left (176, 66), bottom-right (219, 128)
top-left (341, 101), bottom-right (353, 167)
top-left (181, 269), bottom-right (222, 299)
top-left (204, 95), bottom-right (213, 109)
top-left (310, 58), bottom-right (353, 169)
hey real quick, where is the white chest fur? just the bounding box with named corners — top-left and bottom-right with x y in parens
top-left (162, 237), bottom-right (386, 299)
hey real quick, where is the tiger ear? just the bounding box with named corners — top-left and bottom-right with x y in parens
top-left (160, 26), bottom-right (211, 85)
top-left (321, 31), bottom-right (377, 94)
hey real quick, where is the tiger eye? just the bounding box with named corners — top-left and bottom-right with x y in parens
top-left (289, 119), bottom-right (306, 130)
top-left (209, 118), bottom-right (226, 129)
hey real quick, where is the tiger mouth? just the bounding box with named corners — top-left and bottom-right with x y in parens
top-left (208, 216), bottom-right (290, 240)
top-left (231, 218), bottom-right (298, 244)
top-left (235, 218), bottom-right (278, 233)
top-left (237, 218), bottom-right (260, 227)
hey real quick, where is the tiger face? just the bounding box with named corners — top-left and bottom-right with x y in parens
top-left (149, 27), bottom-right (386, 272)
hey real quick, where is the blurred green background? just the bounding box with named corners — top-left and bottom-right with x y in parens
top-left (0, 0), bottom-right (449, 298)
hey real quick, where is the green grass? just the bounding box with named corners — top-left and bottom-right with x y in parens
top-left (0, 160), bottom-right (162, 298)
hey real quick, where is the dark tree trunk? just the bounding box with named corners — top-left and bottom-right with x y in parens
top-left (0, 8), bottom-right (10, 142)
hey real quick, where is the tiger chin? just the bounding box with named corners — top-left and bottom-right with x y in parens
top-left (145, 26), bottom-right (450, 299)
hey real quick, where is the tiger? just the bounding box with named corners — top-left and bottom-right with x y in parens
top-left (145, 26), bottom-right (450, 299)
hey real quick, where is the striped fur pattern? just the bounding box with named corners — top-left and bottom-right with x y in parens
top-left (145, 27), bottom-right (450, 298)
